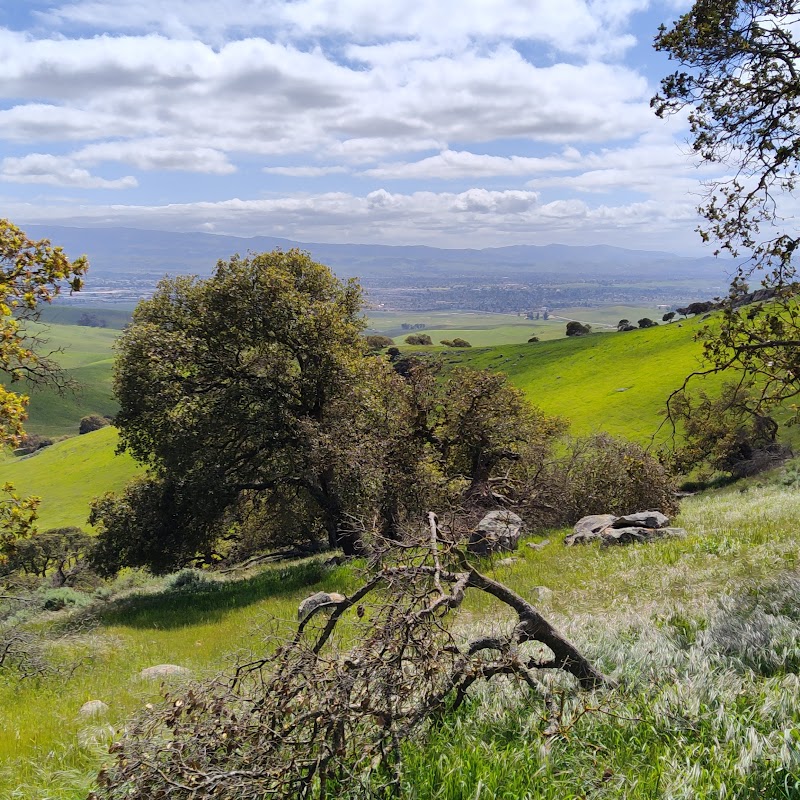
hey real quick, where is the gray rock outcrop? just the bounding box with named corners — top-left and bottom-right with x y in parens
top-left (468, 510), bottom-right (523, 555)
top-left (566, 511), bottom-right (686, 547)
top-left (139, 664), bottom-right (191, 680)
top-left (564, 514), bottom-right (617, 546)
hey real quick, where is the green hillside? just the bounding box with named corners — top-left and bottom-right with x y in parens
top-left (16, 322), bottom-right (118, 438)
top-left (444, 315), bottom-right (722, 443)
top-left (0, 426), bottom-right (140, 530)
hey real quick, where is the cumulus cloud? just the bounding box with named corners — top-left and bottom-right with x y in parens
top-left (0, 154), bottom-right (136, 189)
top-left (263, 165), bottom-right (348, 177)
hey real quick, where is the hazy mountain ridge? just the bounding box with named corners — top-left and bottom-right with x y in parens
top-left (25, 225), bottom-right (732, 285)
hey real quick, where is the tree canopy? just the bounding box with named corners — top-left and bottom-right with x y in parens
top-left (653, 0), bottom-right (800, 422)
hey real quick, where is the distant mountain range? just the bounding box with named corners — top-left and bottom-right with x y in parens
top-left (25, 224), bottom-right (733, 286)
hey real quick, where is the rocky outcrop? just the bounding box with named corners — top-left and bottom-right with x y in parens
top-left (139, 664), bottom-right (191, 680)
top-left (564, 514), bottom-right (617, 546)
top-left (566, 511), bottom-right (686, 547)
top-left (297, 591), bottom-right (346, 622)
top-left (468, 510), bottom-right (523, 555)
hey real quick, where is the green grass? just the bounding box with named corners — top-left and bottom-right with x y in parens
top-left (0, 427), bottom-right (140, 530)
top-left (14, 322), bottom-right (119, 438)
top-left (3, 470), bottom-right (800, 799)
top-left (443, 316), bottom-right (722, 443)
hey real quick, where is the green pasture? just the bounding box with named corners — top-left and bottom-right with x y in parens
top-left (445, 315), bottom-right (721, 444)
top-left (0, 427), bottom-right (140, 531)
top-left (14, 321), bottom-right (118, 438)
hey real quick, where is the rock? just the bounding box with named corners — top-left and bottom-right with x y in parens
top-left (530, 586), bottom-right (553, 602)
top-left (611, 511), bottom-right (669, 529)
top-left (565, 514), bottom-right (617, 546)
top-left (526, 539), bottom-right (550, 551)
top-left (79, 700), bottom-right (109, 717)
top-left (468, 510), bottom-right (524, 556)
top-left (297, 591), bottom-right (346, 622)
top-left (600, 526), bottom-right (687, 547)
top-left (495, 557), bottom-right (519, 567)
top-left (139, 664), bottom-right (191, 681)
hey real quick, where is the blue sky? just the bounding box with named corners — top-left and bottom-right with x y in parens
top-left (0, 0), bottom-right (720, 252)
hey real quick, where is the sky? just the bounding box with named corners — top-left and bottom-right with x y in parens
top-left (0, 0), bottom-right (720, 252)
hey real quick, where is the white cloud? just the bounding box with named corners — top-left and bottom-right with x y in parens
top-left (6, 187), bottom-right (701, 251)
top-left (74, 139), bottom-right (236, 174)
top-left (0, 154), bottom-right (136, 189)
top-left (263, 165), bottom-right (348, 177)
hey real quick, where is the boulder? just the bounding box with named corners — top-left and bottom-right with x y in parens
top-left (78, 700), bottom-right (109, 717)
top-left (601, 526), bottom-right (687, 547)
top-left (611, 511), bottom-right (669, 529)
top-left (495, 557), bottom-right (519, 567)
top-left (297, 591), bottom-right (346, 622)
top-left (468, 510), bottom-right (523, 556)
top-left (139, 664), bottom-right (191, 681)
top-left (530, 586), bottom-right (553, 603)
top-left (565, 514), bottom-right (617, 546)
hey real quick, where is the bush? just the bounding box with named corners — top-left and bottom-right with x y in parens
top-left (439, 339), bottom-right (454, 347)
top-left (451, 338), bottom-right (471, 348)
top-left (364, 335), bottom-right (394, 350)
top-left (529, 434), bottom-right (678, 526)
top-left (405, 334), bottom-right (432, 345)
top-left (637, 318), bottom-right (657, 328)
top-left (166, 568), bottom-right (217, 593)
top-left (79, 414), bottom-right (110, 435)
top-left (14, 434), bottom-right (53, 455)
top-left (38, 587), bottom-right (92, 612)
top-left (527, 336), bottom-right (539, 343)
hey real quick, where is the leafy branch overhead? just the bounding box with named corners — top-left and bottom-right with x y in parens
top-left (653, 1), bottom-right (800, 423)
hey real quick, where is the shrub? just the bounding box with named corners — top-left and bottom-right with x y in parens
top-left (637, 317), bottom-right (657, 328)
top-left (14, 434), bottom-right (53, 455)
top-left (364, 335), bottom-right (394, 350)
top-left (166, 568), bottom-right (217, 593)
top-left (662, 311), bottom-right (676, 322)
top-left (530, 434), bottom-right (679, 526)
top-left (527, 336), bottom-right (539, 343)
top-left (38, 587), bottom-right (92, 612)
top-left (405, 333), bottom-right (432, 345)
top-left (439, 339), bottom-right (454, 347)
top-left (451, 338), bottom-right (471, 348)
top-left (79, 414), bottom-right (110, 435)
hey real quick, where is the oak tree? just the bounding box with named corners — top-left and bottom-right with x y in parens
top-left (653, 0), bottom-right (800, 422)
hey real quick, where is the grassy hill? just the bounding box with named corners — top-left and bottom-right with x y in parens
top-left (0, 426), bottom-right (140, 530)
top-left (443, 314), bottom-right (723, 443)
top-left (16, 321), bottom-right (118, 438)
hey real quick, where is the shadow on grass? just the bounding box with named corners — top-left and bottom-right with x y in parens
top-left (98, 560), bottom-right (329, 630)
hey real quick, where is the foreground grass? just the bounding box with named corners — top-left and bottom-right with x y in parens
top-left (2, 472), bottom-right (800, 798)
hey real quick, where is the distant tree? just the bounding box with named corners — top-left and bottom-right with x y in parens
top-left (662, 311), bottom-right (676, 323)
top-left (439, 339), bottom-right (455, 347)
top-left (451, 338), bottom-right (471, 348)
top-left (527, 336), bottom-right (540, 343)
top-left (405, 333), bottom-right (432, 345)
top-left (617, 319), bottom-right (631, 331)
top-left (637, 318), bottom-right (657, 329)
top-left (565, 321), bottom-right (591, 336)
top-left (79, 414), bottom-right (110, 434)
top-left (364, 335), bottom-right (394, 350)
top-left (686, 301), bottom-right (714, 316)
top-left (386, 347), bottom-right (401, 361)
